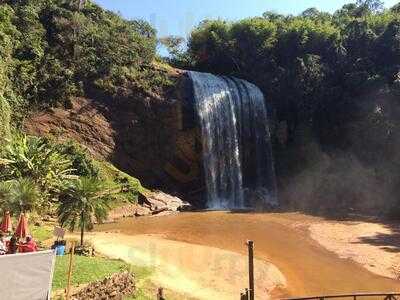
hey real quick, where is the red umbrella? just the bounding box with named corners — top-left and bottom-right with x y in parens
top-left (15, 213), bottom-right (29, 239)
top-left (0, 211), bottom-right (12, 233)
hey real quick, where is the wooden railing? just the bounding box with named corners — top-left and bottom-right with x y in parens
top-left (283, 293), bottom-right (400, 300)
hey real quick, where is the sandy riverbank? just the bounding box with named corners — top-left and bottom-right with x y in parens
top-left (94, 212), bottom-right (400, 298)
top-left (309, 220), bottom-right (400, 280)
top-left (87, 233), bottom-right (286, 300)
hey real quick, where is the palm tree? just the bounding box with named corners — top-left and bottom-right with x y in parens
top-left (0, 178), bottom-right (41, 215)
top-left (57, 177), bottom-right (113, 246)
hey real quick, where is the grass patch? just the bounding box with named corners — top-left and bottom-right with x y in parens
top-left (52, 256), bottom-right (129, 290)
top-left (53, 255), bottom-right (155, 299)
top-left (31, 225), bottom-right (53, 243)
top-left (124, 291), bottom-right (151, 300)
top-left (94, 160), bottom-right (149, 208)
top-left (124, 265), bottom-right (154, 300)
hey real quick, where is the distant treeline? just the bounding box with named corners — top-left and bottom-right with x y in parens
top-left (164, 0), bottom-right (400, 215)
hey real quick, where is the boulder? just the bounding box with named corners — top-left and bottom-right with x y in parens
top-left (138, 191), bottom-right (192, 214)
top-left (134, 205), bottom-right (152, 217)
top-left (107, 204), bottom-right (152, 222)
top-left (107, 191), bottom-right (191, 222)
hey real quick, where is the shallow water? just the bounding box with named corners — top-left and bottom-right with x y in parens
top-left (97, 212), bottom-right (400, 298)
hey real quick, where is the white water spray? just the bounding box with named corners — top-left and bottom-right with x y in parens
top-left (189, 71), bottom-right (277, 209)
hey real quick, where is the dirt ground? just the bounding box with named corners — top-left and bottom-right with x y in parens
top-left (87, 233), bottom-right (286, 300)
top-left (309, 220), bottom-right (400, 280)
top-left (96, 212), bottom-right (400, 299)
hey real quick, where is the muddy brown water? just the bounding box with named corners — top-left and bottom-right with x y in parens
top-left (97, 212), bottom-right (400, 298)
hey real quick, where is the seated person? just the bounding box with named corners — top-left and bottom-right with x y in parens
top-left (0, 233), bottom-right (7, 255)
top-left (6, 235), bottom-right (17, 254)
top-left (19, 235), bottom-right (38, 253)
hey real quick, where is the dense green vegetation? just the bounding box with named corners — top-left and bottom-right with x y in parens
top-left (0, 134), bottom-right (145, 236)
top-left (165, 0), bottom-right (400, 215)
top-left (94, 161), bottom-right (148, 208)
top-left (0, 0), bottom-right (172, 127)
top-left (31, 224), bottom-right (53, 242)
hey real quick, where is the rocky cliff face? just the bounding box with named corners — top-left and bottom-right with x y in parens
top-left (24, 71), bottom-right (206, 206)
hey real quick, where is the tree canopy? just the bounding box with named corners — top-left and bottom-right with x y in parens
top-left (0, 0), bottom-right (170, 125)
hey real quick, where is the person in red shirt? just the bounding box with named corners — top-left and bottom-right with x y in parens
top-left (7, 235), bottom-right (18, 254)
top-left (19, 235), bottom-right (38, 253)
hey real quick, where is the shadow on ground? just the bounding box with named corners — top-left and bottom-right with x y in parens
top-left (354, 225), bottom-right (400, 253)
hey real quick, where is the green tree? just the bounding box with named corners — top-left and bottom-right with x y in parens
top-left (230, 18), bottom-right (277, 72)
top-left (0, 134), bottom-right (75, 201)
top-left (57, 177), bottom-right (113, 246)
top-left (55, 141), bottom-right (99, 178)
top-left (356, 0), bottom-right (384, 15)
top-left (188, 20), bottom-right (235, 73)
top-left (374, 20), bottom-right (400, 74)
top-left (391, 3), bottom-right (400, 13)
top-left (262, 11), bottom-right (285, 21)
top-left (301, 8), bottom-right (331, 21)
top-left (159, 35), bottom-right (185, 57)
top-left (8, 178), bottom-right (41, 215)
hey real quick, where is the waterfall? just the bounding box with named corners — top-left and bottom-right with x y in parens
top-left (188, 71), bottom-right (277, 209)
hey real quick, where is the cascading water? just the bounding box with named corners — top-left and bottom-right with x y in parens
top-left (188, 71), bottom-right (277, 210)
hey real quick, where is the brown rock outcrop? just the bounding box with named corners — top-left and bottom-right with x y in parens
top-left (24, 72), bottom-right (206, 206)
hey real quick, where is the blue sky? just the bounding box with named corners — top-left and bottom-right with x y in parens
top-left (94, 0), bottom-right (399, 39)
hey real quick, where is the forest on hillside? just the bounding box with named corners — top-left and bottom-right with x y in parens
top-left (0, 0), bottom-right (171, 131)
top-left (1, 0), bottom-right (400, 217)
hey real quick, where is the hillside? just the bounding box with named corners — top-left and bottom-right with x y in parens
top-left (0, 0), bottom-right (173, 128)
top-left (0, 0), bottom-right (192, 201)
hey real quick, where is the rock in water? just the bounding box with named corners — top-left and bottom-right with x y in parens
top-left (138, 191), bottom-right (192, 214)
